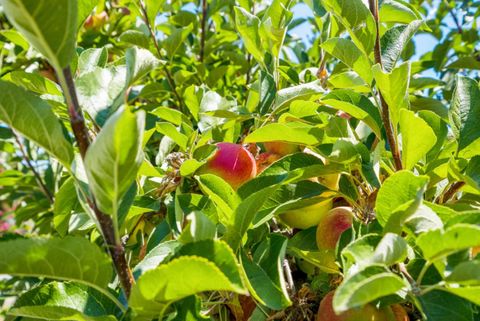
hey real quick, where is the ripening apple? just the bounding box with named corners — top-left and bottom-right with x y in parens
top-left (317, 291), bottom-right (409, 321)
top-left (317, 173), bottom-right (340, 190)
top-left (84, 11), bottom-right (108, 30)
top-left (198, 142), bottom-right (256, 189)
top-left (264, 141), bottom-right (299, 156)
top-left (316, 207), bottom-right (353, 250)
top-left (256, 152), bottom-right (281, 173)
top-left (279, 198), bottom-right (333, 229)
top-left (390, 305), bottom-right (409, 321)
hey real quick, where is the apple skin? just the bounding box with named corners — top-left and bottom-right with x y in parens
top-left (316, 207), bottom-right (353, 250)
top-left (317, 291), bottom-right (406, 321)
top-left (472, 246), bottom-right (480, 258)
top-left (256, 152), bottom-right (281, 173)
top-left (317, 291), bottom-right (393, 321)
top-left (264, 141), bottom-right (299, 156)
top-left (199, 142), bottom-right (256, 189)
top-left (390, 305), bottom-right (409, 321)
top-left (280, 198), bottom-right (333, 229)
top-left (84, 11), bottom-right (108, 30)
top-left (318, 173), bottom-right (340, 190)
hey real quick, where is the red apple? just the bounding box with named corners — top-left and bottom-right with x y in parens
top-left (316, 207), bottom-right (353, 250)
top-left (264, 141), bottom-right (299, 156)
top-left (199, 142), bottom-right (256, 189)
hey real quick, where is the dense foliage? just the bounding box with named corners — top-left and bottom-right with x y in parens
top-left (0, 0), bottom-right (480, 320)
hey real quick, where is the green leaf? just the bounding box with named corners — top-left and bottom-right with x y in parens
top-left (234, 7), bottom-right (265, 68)
top-left (78, 48), bottom-right (108, 75)
top-left (241, 235), bottom-right (291, 310)
top-left (321, 90), bottom-right (382, 136)
top-left (333, 265), bottom-right (409, 313)
top-left (198, 90), bottom-right (234, 132)
top-left (341, 233), bottom-right (410, 269)
top-left (321, 0), bottom-right (376, 54)
top-left (178, 211), bottom-right (216, 243)
top-left (84, 108), bottom-right (145, 217)
top-left (2, 70), bottom-right (62, 95)
top-left (274, 80), bottom-right (324, 111)
top-left (381, 20), bottom-right (423, 72)
top-left (129, 255), bottom-right (246, 318)
top-left (133, 241), bottom-right (180, 279)
top-left (0, 29), bottom-right (29, 49)
top-left (9, 282), bottom-right (117, 321)
top-left (256, 152), bottom-right (344, 184)
top-left (446, 57), bottom-right (480, 70)
top-left (75, 66), bottom-right (127, 126)
top-left (125, 46), bottom-right (162, 84)
top-left (244, 122), bottom-right (323, 146)
top-left (417, 224), bottom-right (480, 261)
top-left (370, 233), bottom-right (409, 266)
top-left (0, 80), bottom-right (73, 168)
top-left (399, 109), bottom-right (437, 170)
top-left (1, 0), bottom-right (77, 69)
top-left (174, 240), bottom-right (244, 290)
top-left (444, 287), bottom-right (480, 306)
top-left (259, 0), bottom-right (292, 59)
top-left (446, 260), bottom-right (480, 285)
top-left (0, 237), bottom-right (113, 289)
top-left (449, 76), bottom-right (480, 157)
top-left (404, 204), bottom-right (443, 235)
top-left (419, 290), bottom-right (473, 321)
top-left (380, 0), bottom-right (421, 24)
top-left (375, 170), bottom-right (429, 227)
top-left (196, 174), bottom-right (241, 226)
top-left (321, 38), bottom-right (373, 84)
top-left (163, 24), bottom-right (194, 59)
top-left (118, 30), bottom-right (150, 49)
top-left (226, 185), bottom-right (280, 249)
top-left (372, 62), bottom-right (411, 128)
top-left (156, 122), bottom-right (188, 150)
top-left (53, 177), bottom-right (78, 237)
top-left (77, 0), bottom-right (97, 28)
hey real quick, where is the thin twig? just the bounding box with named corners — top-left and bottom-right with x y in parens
top-left (138, 0), bottom-right (185, 110)
top-left (57, 67), bottom-right (134, 298)
top-left (368, 0), bottom-right (403, 171)
top-left (440, 181), bottom-right (465, 203)
top-left (199, 0), bottom-right (208, 62)
top-left (398, 263), bottom-right (420, 295)
top-left (443, 0), bottom-right (463, 34)
top-left (12, 132), bottom-right (54, 203)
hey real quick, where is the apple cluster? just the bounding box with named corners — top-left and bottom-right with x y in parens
top-left (197, 141), bottom-right (409, 320)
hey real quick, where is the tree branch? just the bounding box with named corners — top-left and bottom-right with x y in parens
top-left (440, 181), bottom-right (465, 203)
top-left (199, 0), bottom-right (208, 62)
top-left (58, 67), bottom-right (134, 298)
top-left (12, 132), bottom-right (54, 203)
top-left (368, 0), bottom-right (403, 171)
top-left (138, 0), bottom-right (185, 110)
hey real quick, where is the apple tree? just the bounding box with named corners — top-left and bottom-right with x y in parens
top-left (0, 0), bottom-right (480, 320)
